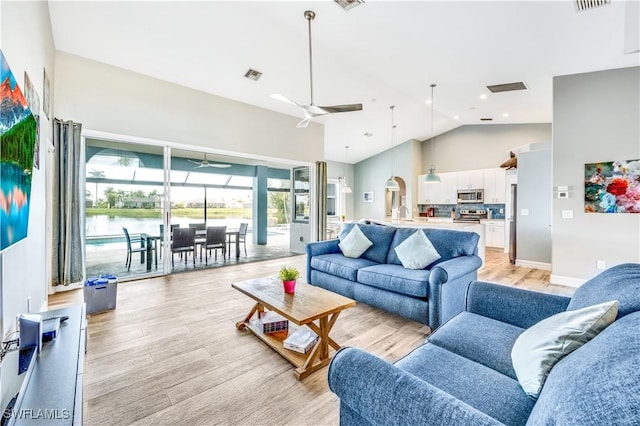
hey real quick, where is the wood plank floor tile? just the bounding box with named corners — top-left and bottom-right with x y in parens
top-left (48, 248), bottom-right (574, 425)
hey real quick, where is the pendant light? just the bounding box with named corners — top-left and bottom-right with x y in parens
top-left (425, 84), bottom-right (441, 184)
top-left (342, 145), bottom-right (352, 194)
top-left (384, 105), bottom-right (400, 191)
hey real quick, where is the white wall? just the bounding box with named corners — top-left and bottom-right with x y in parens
top-left (54, 52), bottom-right (324, 164)
top-left (353, 139), bottom-right (419, 220)
top-left (422, 124), bottom-right (552, 173)
top-left (1, 1), bottom-right (55, 335)
top-left (552, 67), bottom-right (640, 285)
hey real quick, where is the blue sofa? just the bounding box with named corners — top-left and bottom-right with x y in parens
top-left (328, 263), bottom-right (640, 425)
top-left (305, 222), bottom-right (481, 328)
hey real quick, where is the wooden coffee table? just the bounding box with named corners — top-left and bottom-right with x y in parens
top-left (232, 276), bottom-right (356, 380)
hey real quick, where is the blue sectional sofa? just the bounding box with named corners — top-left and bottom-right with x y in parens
top-left (328, 263), bottom-right (640, 425)
top-left (305, 222), bottom-right (481, 328)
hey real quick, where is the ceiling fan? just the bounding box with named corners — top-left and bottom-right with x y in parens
top-left (270, 10), bottom-right (363, 128)
top-left (188, 153), bottom-right (231, 169)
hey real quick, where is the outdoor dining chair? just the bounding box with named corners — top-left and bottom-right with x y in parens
top-left (203, 226), bottom-right (227, 264)
top-left (123, 227), bottom-right (146, 271)
top-left (171, 227), bottom-right (196, 267)
top-left (227, 222), bottom-right (249, 258)
top-left (158, 223), bottom-right (179, 258)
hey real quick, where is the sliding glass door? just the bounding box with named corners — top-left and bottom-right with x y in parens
top-left (85, 139), bottom-right (166, 280)
top-left (84, 141), bottom-right (295, 279)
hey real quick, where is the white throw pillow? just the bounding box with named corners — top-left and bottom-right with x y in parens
top-left (511, 300), bottom-right (618, 398)
top-left (338, 225), bottom-right (373, 258)
top-left (394, 230), bottom-right (441, 269)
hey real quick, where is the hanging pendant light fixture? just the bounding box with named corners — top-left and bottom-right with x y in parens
top-left (384, 105), bottom-right (400, 191)
top-left (425, 84), bottom-right (441, 184)
top-left (342, 145), bottom-right (352, 194)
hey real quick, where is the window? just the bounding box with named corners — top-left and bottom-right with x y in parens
top-left (327, 178), bottom-right (339, 217)
top-left (292, 167), bottom-right (310, 223)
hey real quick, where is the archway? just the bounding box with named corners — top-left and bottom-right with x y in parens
top-left (385, 176), bottom-right (407, 220)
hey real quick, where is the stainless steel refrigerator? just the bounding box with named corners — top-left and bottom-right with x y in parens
top-left (509, 183), bottom-right (517, 264)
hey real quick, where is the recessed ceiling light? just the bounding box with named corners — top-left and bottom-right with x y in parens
top-left (453, 115), bottom-right (460, 120)
top-left (425, 99), bottom-right (432, 105)
top-left (502, 112), bottom-right (510, 118)
top-left (364, 132), bottom-right (373, 137)
top-left (244, 69), bottom-right (262, 81)
top-left (479, 94), bottom-right (488, 100)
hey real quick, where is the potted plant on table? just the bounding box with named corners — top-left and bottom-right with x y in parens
top-left (279, 266), bottom-right (300, 294)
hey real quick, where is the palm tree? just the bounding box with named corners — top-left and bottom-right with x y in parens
top-left (88, 169), bottom-right (106, 204)
top-left (104, 187), bottom-right (118, 209)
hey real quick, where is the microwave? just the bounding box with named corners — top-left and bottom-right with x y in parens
top-left (457, 189), bottom-right (484, 204)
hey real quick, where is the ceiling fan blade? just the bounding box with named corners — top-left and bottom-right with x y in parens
top-left (187, 159), bottom-right (202, 165)
top-left (208, 163), bottom-right (231, 168)
top-left (301, 104), bottom-right (328, 116)
top-left (270, 93), bottom-right (302, 109)
top-left (276, 11), bottom-right (364, 128)
top-left (297, 118), bottom-right (311, 128)
top-left (319, 104), bottom-right (363, 114)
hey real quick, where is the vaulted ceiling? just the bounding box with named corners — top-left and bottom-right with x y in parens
top-left (48, 1), bottom-right (638, 163)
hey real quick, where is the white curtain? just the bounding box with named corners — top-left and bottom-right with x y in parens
top-left (52, 119), bottom-right (84, 286)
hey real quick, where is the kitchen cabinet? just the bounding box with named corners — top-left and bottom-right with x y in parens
top-left (417, 175), bottom-right (438, 204)
top-left (436, 172), bottom-right (458, 204)
top-left (483, 168), bottom-right (506, 203)
top-left (457, 169), bottom-right (484, 190)
top-left (418, 172), bottom-right (457, 205)
top-left (481, 220), bottom-right (505, 248)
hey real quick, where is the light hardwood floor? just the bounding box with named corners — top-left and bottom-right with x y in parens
top-left (49, 248), bottom-right (573, 425)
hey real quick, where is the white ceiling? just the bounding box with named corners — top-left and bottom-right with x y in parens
top-left (48, 0), bottom-right (638, 164)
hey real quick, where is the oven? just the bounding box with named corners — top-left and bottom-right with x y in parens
top-left (453, 209), bottom-right (487, 223)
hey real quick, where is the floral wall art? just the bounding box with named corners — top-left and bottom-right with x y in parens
top-left (585, 159), bottom-right (640, 213)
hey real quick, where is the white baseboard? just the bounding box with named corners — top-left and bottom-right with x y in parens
top-left (50, 281), bottom-right (84, 294)
top-left (515, 259), bottom-right (551, 271)
top-left (550, 274), bottom-right (587, 288)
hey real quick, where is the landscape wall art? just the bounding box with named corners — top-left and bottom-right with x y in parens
top-left (0, 50), bottom-right (37, 251)
top-left (585, 159), bottom-right (640, 213)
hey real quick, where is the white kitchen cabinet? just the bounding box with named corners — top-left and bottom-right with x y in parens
top-left (435, 172), bottom-right (458, 204)
top-left (417, 175), bottom-right (438, 204)
top-left (457, 169), bottom-right (484, 190)
top-left (483, 168), bottom-right (506, 204)
top-left (481, 220), bottom-right (505, 248)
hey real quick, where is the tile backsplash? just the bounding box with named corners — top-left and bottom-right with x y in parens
top-left (418, 203), bottom-right (506, 220)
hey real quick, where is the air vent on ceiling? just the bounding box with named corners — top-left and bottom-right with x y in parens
top-left (244, 69), bottom-right (263, 81)
top-left (335, 0), bottom-right (365, 11)
top-left (486, 82), bottom-right (528, 93)
top-left (575, 0), bottom-right (610, 12)
top-left (480, 118), bottom-right (493, 121)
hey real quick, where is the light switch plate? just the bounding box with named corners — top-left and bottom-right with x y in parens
top-left (561, 210), bottom-right (574, 219)
top-left (521, 209), bottom-right (529, 216)
top-left (596, 260), bottom-right (606, 270)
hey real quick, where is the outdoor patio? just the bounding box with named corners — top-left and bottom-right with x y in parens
top-left (86, 226), bottom-right (296, 280)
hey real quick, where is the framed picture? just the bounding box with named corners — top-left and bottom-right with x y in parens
top-left (24, 72), bottom-right (40, 169)
top-left (43, 68), bottom-right (50, 120)
top-left (585, 159), bottom-right (640, 213)
top-left (363, 191), bottom-right (374, 203)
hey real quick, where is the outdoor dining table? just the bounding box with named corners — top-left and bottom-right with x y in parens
top-left (195, 229), bottom-right (241, 259)
top-left (141, 233), bottom-right (160, 271)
